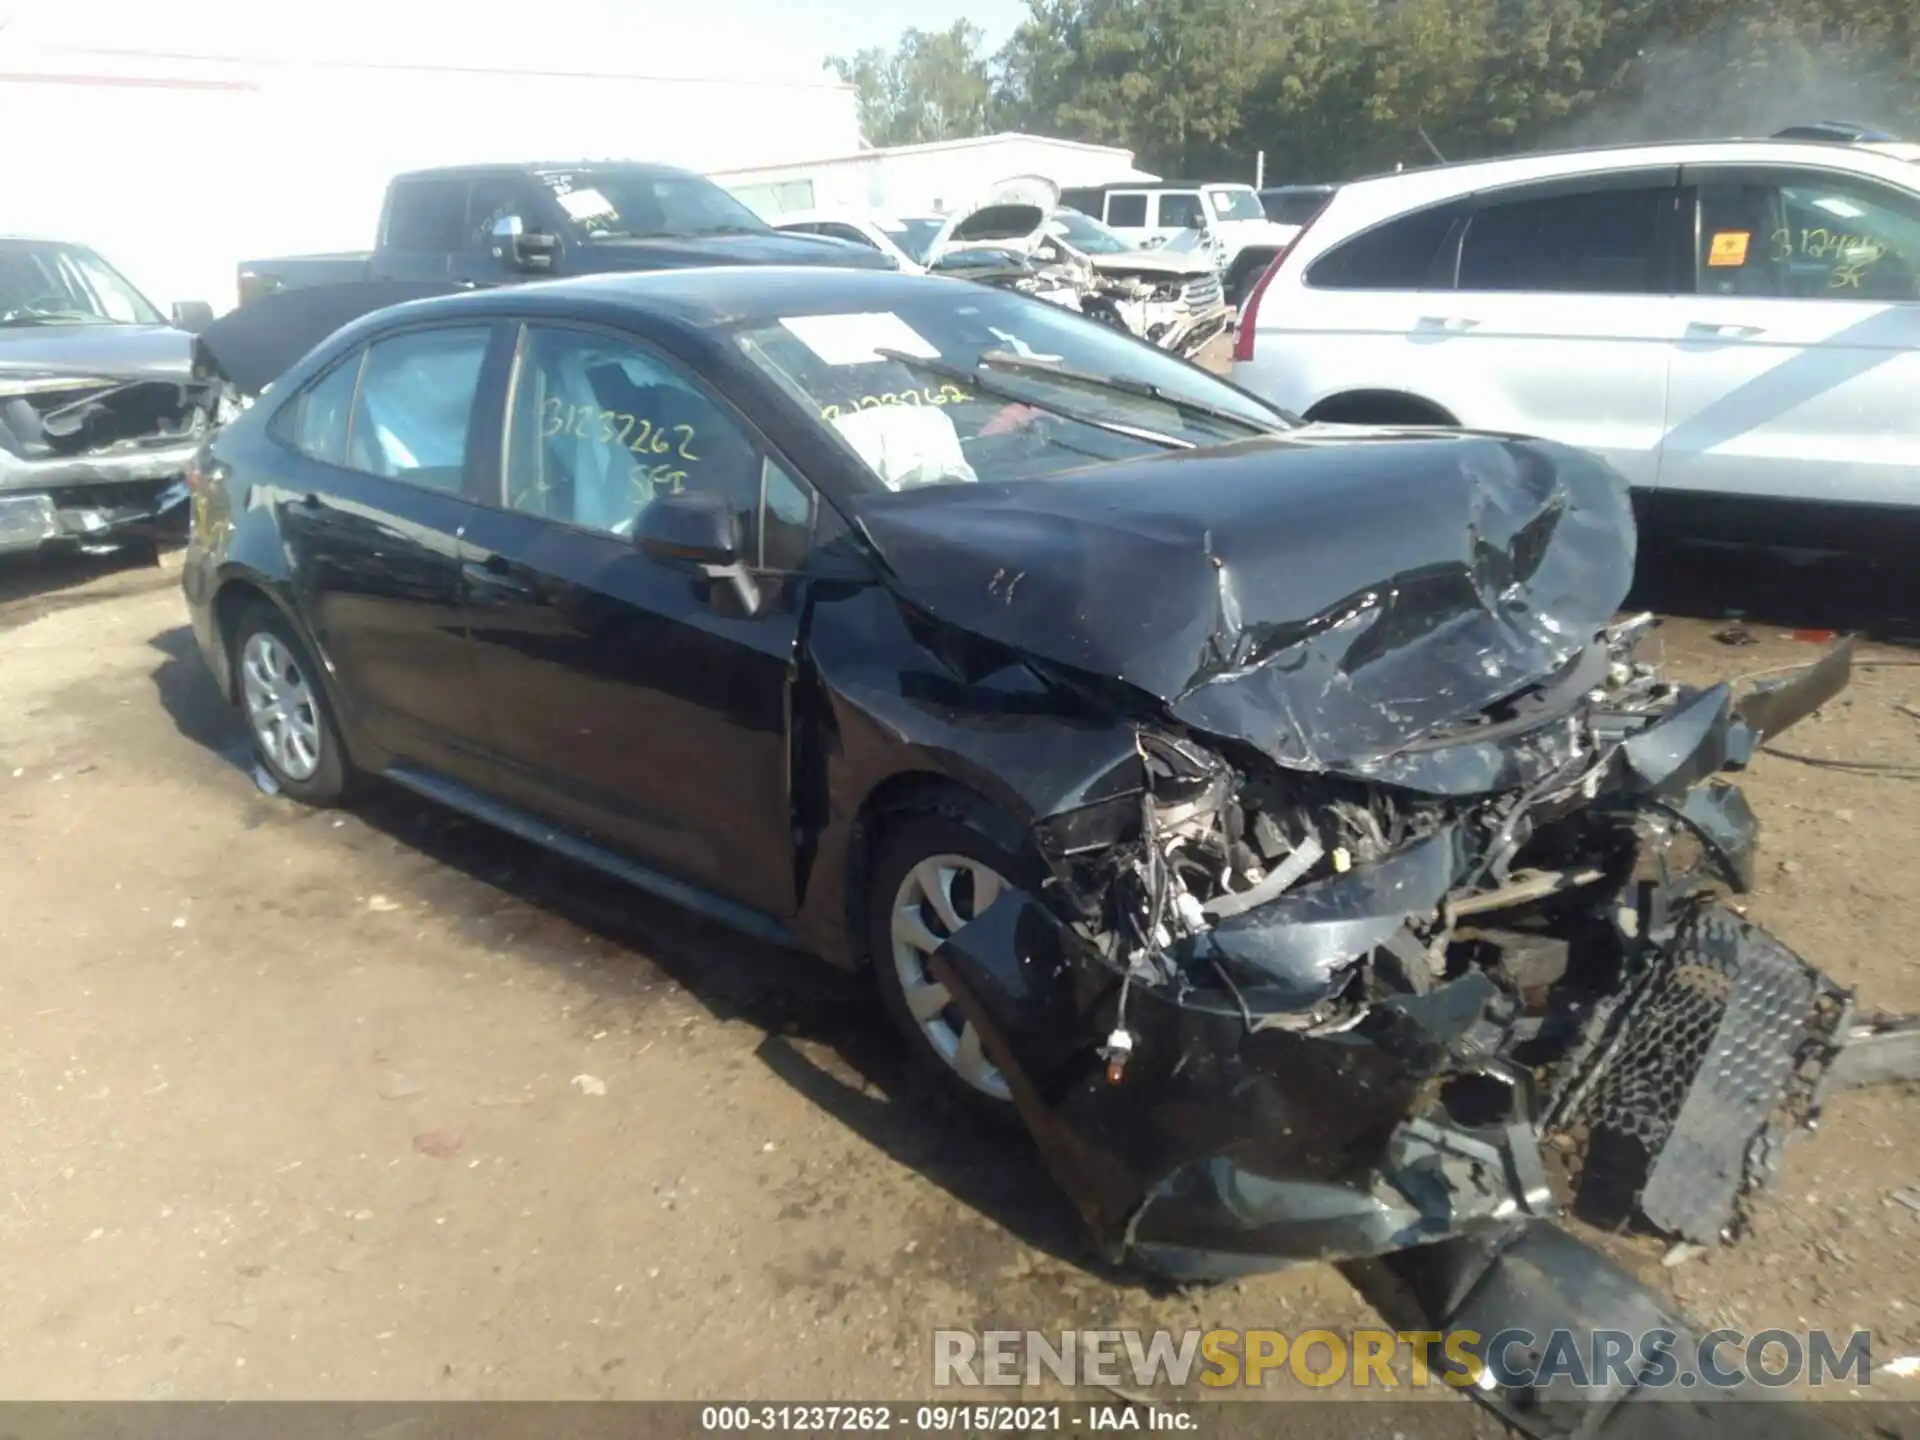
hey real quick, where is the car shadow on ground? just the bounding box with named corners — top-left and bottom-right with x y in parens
top-left (0, 544), bottom-right (172, 631)
top-left (1633, 539), bottom-right (1920, 643)
top-left (145, 623), bottom-right (1111, 1284)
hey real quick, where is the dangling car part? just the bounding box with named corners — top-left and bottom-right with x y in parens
top-left (923, 177), bottom-right (1231, 359)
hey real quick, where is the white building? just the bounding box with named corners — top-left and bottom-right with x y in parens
top-left (716, 133), bottom-right (1158, 218)
top-left (0, 7), bottom-right (866, 314)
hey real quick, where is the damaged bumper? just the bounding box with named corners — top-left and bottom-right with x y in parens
top-left (925, 632), bottom-right (1908, 1283)
top-left (0, 464), bottom-right (195, 554)
top-left (0, 370), bottom-right (219, 554)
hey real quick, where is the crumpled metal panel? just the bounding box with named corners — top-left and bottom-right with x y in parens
top-left (851, 432), bottom-right (1635, 780)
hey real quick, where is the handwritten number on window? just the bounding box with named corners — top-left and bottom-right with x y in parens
top-left (539, 401), bottom-right (700, 460)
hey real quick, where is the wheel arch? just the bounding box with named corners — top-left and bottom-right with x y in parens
top-left (1304, 389), bottom-right (1462, 427)
top-left (209, 570), bottom-right (365, 762)
top-left (841, 771), bottom-right (1025, 972)
top-left (211, 573), bottom-right (300, 700)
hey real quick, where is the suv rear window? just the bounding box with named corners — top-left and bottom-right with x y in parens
top-left (1458, 186), bottom-right (1674, 294)
top-left (1306, 205), bottom-right (1457, 289)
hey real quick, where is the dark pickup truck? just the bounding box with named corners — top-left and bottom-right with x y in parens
top-left (236, 161), bottom-right (893, 305)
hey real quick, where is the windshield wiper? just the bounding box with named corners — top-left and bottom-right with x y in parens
top-left (977, 349), bottom-right (1292, 437)
top-left (872, 348), bottom-right (1191, 450)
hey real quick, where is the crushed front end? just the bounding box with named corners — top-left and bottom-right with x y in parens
top-left (0, 364), bottom-right (228, 555)
top-left (1080, 267), bottom-right (1232, 359)
top-left (926, 619), bottom-right (1865, 1280)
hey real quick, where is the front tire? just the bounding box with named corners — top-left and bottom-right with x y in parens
top-left (867, 808), bottom-right (1037, 1110)
top-left (231, 603), bottom-right (352, 805)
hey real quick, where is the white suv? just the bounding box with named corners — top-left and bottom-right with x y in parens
top-left (1229, 138), bottom-right (1920, 552)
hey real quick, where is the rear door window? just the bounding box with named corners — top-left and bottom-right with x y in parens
top-left (1458, 185), bottom-right (1676, 294)
top-left (329, 326), bottom-right (491, 489)
top-left (281, 351), bottom-right (365, 468)
top-left (1157, 193), bottom-right (1205, 229)
top-left (1106, 193), bottom-right (1148, 228)
top-left (1306, 205), bottom-right (1459, 289)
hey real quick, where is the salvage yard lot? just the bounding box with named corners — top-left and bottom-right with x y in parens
top-left (0, 548), bottom-right (1916, 1406)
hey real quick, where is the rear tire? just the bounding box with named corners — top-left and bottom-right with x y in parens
top-left (230, 602), bottom-right (353, 806)
top-left (866, 806), bottom-right (1039, 1114)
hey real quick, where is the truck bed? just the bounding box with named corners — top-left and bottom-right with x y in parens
top-left (236, 252), bottom-right (374, 305)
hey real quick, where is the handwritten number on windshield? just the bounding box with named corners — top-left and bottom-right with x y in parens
top-left (820, 384), bottom-right (971, 421)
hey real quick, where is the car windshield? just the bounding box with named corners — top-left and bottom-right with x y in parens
top-left (732, 287), bottom-right (1292, 492)
top-left (1207, 187), bottom-right (1267, 222)
top-left (876, 218), bottom-right (944, 266)
top-left (0, 242), bottom-right (164, 327)
top-left (537, 168), bottom-right (772, 240)
top-left (1046, 209), bottom-right (1133, 255)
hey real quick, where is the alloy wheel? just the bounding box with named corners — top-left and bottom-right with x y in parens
top-left (889, 853), bottom-right (1013, 1101)
top-left (240, 631), bottom-right (322, 782)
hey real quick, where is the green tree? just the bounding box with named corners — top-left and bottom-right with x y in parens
top-left (834, 0), bottom-right (1920, 181)
top-left (826, 21), bottom-right (999, 147)
top-left (997, 0), bottom-right (1281, 175)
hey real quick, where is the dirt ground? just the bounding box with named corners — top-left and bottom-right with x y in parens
top-left (0, 540), bottom-right (1915, 1415)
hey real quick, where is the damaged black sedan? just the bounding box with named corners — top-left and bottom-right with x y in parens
top-left (183, 268), bottom-right (1912, 1431)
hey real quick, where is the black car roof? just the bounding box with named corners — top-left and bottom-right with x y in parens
top-left (343, 266), bottom-right (991, 333)
top-left (391, 160), bottom-right (700, 183)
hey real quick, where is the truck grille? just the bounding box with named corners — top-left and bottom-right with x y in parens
top-left (1182, 275), bottom-right (1223, 309)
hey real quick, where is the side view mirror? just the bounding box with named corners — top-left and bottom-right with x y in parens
top-left (637, 491), bottom-right (763, 616)
top-left (172, 300), bottom-right (215, 332)
top-left (490, 213), bottom-right (558, 272)
top-left (636, 491), bottom-right (740, 569)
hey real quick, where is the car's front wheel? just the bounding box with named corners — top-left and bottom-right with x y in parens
top-left (867, 809), bottom-right (1036, 1110)
top-left (232, 604), bottom-right (352, 805)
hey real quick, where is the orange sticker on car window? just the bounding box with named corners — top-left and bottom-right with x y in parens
top-left (1708, 231), bottom-right (1751, 267)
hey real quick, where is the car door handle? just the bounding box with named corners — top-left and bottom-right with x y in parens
top-left (1686, 321), bottom-right (1766, 339)
top-left (1415, 316), bottom-right (1479, 333)
top-left (462, 556), bottom-right (535, 596)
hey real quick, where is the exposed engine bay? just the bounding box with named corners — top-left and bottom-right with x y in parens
top-left (918, 624), bottom-right (1905, 1434)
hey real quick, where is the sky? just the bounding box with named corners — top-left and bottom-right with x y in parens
top-left (0, 0), bottom-right (1034, 83)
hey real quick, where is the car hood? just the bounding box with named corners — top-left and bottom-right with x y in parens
top-left (583, 232), bottom-right (895, 271)
top-left (0, 322), bottom-right (196, 383)
top-left (925, 176), bottom-right (1060, 265)
top-left (848, 430), bottom-right (1635, 779)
